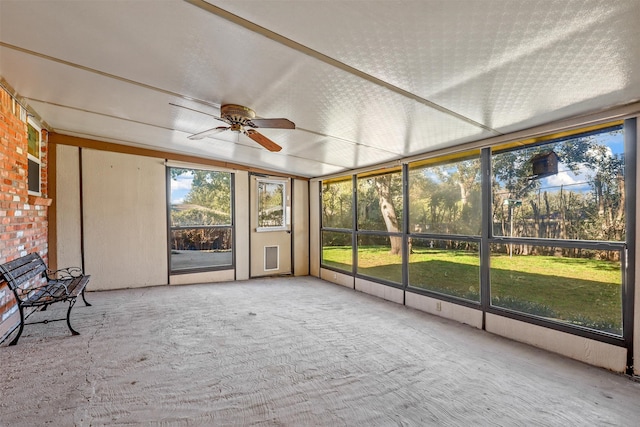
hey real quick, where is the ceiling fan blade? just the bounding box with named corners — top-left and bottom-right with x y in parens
top-left (245, 129), bottom-right (282, 152)
top-left (169, 103), bottom-right (228, 124)
top-left (188, 126), bottom-right (229, 140)
top-left (249, 118), bottom-right (295, 129)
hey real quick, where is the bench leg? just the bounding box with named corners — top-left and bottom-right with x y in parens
top-left (81, 287), bottom-right (92, 307)
top-left (66, 299), bottom-right (80, 336)
top-left (8, 306), bottom-right (26, 346)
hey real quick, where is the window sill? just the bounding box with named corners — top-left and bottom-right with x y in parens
top-left (28, 196), bottom-right (53, 207)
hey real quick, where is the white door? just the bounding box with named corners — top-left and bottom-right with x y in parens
top-left (249, 175), bottom-right (292, 277)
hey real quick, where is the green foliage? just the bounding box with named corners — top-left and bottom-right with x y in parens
top-left (257, 181), bottom-right (284, 227)
top-left (564, 315), bottom-right (621, 335)
top-left (323, 246), bottom-right (623, 334)
top-left (491, 296), bottom-right (557, 318)
top-left (322, 179), bottom-right (353, 229)
top-left (171, 207), bottom-right (230, 226)
top-left (357, 172), bottom-right (403, 231)
top-left (409, 157), bottom-right (482, 235)
top-left (170, 168), bottom-right (232, 226)
top-left (492, 129), bottom-right (625, 248)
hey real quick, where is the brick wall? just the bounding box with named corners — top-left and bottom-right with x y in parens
top-left (0, 86), bottom-right (50, 340)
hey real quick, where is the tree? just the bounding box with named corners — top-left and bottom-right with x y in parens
top-left (322, 179), bottom-right (353, 229)
top-left (170, 168), bottom-right (232, 226)
top-left (374, 174), bottom-right (402, 255)
top-left (491, 129), bottom-right (625, 255)
top-left (356, 172), bottom-right (403, 255)
top-left (408, 158), bottom-right (481, 237)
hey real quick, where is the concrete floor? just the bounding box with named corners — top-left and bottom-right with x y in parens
top-left (2, 276), bottom-right (640, 426)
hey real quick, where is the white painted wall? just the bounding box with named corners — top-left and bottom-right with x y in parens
top-left (486, 313), bottom-right (627, 372)
top-left (405, 292), bottom-right (483, 330)
top-left (293, 179), bottom-right (309, 276)
top-left (309, 180), bottom-right (320, 277)
top-left (55, 150), bottom-right (295, 288)
top-left (355, 277), bottom-right (404, 305)
top-left (54, 144), bottom-right (83, 270)
top-left (234, 170), bottom-right (250, 281)
top-left (170, 269), bottom-right (235, 285)
top-left (81, 149), bottom-right (167, 290)
top-left (320, 268), bottom-right (354, 289)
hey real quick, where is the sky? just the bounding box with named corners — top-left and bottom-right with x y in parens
top-left (171, 171), bottom-right (194, 204)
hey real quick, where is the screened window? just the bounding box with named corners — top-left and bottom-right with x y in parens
top-left (321, 230), bottom-right (353, 272)
top-left (319, 121), bottom-right (632, 342)
top-left (27, 119), bottom-right (41, 195)
top-left (357, 170), bottom-right (403, 232)
top-left (168, 167), bottom-right (233, 273)
top-left (322, 178), bottom-right (353, 229)
top-left (489, 243), bottom-right (623, 335)
top-left (491, 127), bottom-right (625, 242)
top-left (408, 153), bottom-right (481, 236)
top-left (407, 153), bottom-right (482, 301)
top-left (321, 178), bottom-right (354, 273)
top-left (408, 239), bottom-right (480, 301)
top-left (356, 169), bottom-right (403, 285)
top-left (490, 125), bottom-right (626, 336)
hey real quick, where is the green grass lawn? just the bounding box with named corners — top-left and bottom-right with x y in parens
top-left (323, 245), bottom-right (622, 334)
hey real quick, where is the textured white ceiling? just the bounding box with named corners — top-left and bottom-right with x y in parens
top-left (1, 0), bottom-right (639, 178)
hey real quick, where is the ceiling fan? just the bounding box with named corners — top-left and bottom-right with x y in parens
top-left (174, 103), bottom-right (295, 152)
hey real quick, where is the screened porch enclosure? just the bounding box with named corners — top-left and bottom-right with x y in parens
top-left (320, 121), bottom-right (635, 368)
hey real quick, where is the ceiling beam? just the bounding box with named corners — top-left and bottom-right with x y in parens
top-left (49, 133), bottom-right (309, 180)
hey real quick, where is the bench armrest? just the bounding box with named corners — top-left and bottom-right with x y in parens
top-left (46, 267), bottom-right (84, 280)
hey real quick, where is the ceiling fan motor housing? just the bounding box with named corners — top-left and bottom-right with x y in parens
top-left (221, 104), bottom-right (256, 125)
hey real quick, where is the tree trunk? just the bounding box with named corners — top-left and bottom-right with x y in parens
top-left (458, 182), bottom-right (468, 206)
top-left (616, 173), bottom-right (625, 240)
top-left (544, 191), bottom-right (551, 239)
top-left (375, 177), bottom-right (402, 255)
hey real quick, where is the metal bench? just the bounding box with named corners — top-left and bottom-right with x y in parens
top-left (0, 253), bottom-right (91, 345)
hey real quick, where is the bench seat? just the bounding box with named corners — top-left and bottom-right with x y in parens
top-left (0, 253), bottom-right (91, 345)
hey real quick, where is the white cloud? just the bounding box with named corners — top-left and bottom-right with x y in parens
top-left (542, 161), bottom-right (592, 192)
top-left (171, 173), bottom-right (194, 191)
top-left (545, 171), bottom-right (578, 187)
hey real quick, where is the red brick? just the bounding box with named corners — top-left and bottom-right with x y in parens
top-left (0, 85), bottom-right (49, 330)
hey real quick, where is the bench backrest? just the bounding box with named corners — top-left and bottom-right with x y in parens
top-left (0, 253), bottom-right (47, 290)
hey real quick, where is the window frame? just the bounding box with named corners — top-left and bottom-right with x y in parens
top-left (26, 117), bottom-right (42, 196)
top-left (486, 123), bottom-right (629, 342)
top-left (318, 119), bottom-right (635, 349)
top-left (167, 166), bottom-right (235, 275)
top-left (256, 178), bottom-right (288, 232)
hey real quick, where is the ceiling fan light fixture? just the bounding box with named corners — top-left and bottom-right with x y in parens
top-left (221, 104), bottom-right (256, 125)
top-left (176, 102), bottom-right (294, 151)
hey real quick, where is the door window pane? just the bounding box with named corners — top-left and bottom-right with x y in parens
top-left (257, 180), bottom-right (286, 229)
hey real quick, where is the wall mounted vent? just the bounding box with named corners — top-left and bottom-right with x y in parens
top-left (264, 245), bottom-right (279, 271)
